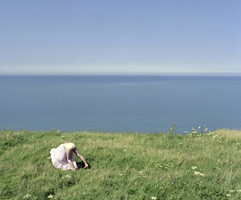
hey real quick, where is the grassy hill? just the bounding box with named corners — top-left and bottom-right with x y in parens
top-left (0, 129), bottom-right (240, 199)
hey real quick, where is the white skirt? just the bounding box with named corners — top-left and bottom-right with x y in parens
top-left (50, 144), bottom-right (77, 170)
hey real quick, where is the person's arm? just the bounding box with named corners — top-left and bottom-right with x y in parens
top-left (73, 148), bottom-right (89, 168)
top-left (66, 148), bottom-right (77, 171)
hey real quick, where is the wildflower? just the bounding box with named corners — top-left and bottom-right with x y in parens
top-left (199, 173), bottom-right (205, 177)
top-left (151, 197), bottom-right (157, 200)
top-left (119, 173), bottom-right (123, 176)
top-left (237, 190), bottom-right (241, 192)
top-left (23, 194), bottom-right (31, 199)
top-left (191, 166), bottom-right (197, 170)
top-left (226, 194), bottom-right (231, 197)
top-left (229, 190), bottom-right (234, 193)
top-left (194, 171), bottom-right (205, 176)
top-left (48, 194), bottom-right (54, 198)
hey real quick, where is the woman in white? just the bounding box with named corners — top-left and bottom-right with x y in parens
top-left (50, 142), bottom-right (88, 171)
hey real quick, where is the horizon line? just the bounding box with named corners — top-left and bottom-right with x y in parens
top-left (1, 72), bottom-right (241, 76)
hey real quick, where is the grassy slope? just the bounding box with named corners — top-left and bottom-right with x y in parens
top-left (0, 129), bottom-right (240, 200)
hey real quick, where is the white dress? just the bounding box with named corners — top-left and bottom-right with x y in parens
top-left (50, 144), bottom-right (77, 170)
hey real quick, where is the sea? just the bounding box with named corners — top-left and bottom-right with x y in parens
top-left (0, 75), bottom-right (241, 134)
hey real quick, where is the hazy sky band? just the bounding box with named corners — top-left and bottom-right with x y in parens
top-left (0, 0), bottom-right (240, 74)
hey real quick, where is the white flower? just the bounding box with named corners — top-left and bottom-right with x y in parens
top-left (229, 190), bottom-right (234, 193)
top-left (194, 171), bottom-right (205, 176)
top-left (191, 166), bottom-right (197, 170)
top-left (119, 173), bottom-right (123, 176)
top-left (237, 190), bottom-right (241, 193)
top-left (48, 194), bottom-right (54, 198)
top-left (199, 173), bottom-right (205, 176)
top-left (151, 197), bottom-right (157, 200)
top-left (23, 194), bottom-right (31, 199)
top-left (226, 194), bottom-right (231, 197)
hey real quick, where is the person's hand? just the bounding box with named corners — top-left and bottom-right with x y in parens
top-left (84, 164), bottom-right (89, 169)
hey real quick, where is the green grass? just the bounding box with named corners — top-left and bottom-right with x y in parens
top-left (0, 129), bottom-right (241, 199)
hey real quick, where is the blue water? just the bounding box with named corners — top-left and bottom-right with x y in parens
top-left (0, 75), bottom-right (241, 133)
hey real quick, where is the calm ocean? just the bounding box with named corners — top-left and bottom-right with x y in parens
top-left (0, 75), bottom-right (241, 133)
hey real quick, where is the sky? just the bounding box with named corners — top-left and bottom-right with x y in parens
top-left (0, 0), bottom-right (240, 75)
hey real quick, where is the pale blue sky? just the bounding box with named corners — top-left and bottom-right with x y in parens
top-left (0, 0), bottom-right (240, 75)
